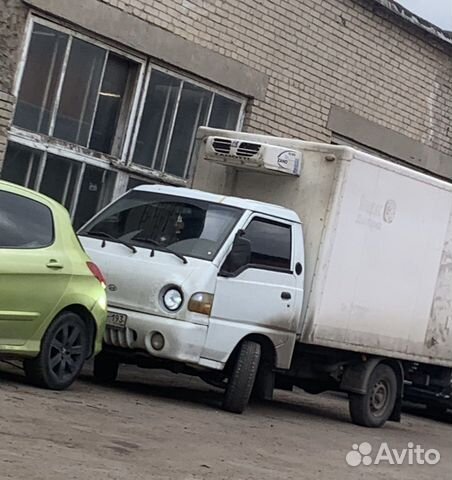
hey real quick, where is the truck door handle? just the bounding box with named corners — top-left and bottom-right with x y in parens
top-left (281, 292), bottom-right (292, 300)
top-left (46, 259), bottom-right (64, 270)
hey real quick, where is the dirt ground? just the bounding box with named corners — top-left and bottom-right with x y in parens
top-left (0, 361), bottom-right (451, 480)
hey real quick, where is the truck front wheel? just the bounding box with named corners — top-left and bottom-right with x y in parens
top-left (223, 340), bottom-right (261, 414)
top-left (349, 364), bottom-right (397, 428)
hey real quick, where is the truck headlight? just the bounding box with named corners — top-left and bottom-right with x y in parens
top-left (162, 287), bottom-right (183, 312)
top-left (188, 292), bottom-right (214, 316)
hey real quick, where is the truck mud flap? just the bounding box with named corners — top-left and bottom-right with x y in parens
top-left (340, 358), bottom-right (404, 422)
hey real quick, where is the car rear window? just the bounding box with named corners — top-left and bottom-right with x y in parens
top-left (0, 190), bottom-right (54, 248)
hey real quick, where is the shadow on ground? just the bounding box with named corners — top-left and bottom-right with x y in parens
top-left (1, 361), bottom-right (451, 426)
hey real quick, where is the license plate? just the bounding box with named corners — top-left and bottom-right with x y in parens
top-left (107, 312), bottom-right (128, 329)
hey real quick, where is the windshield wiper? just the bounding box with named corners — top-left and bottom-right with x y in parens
top-left (146, 239), bottom-right (188, 265)
top-left (87, 230), bottom-right (137, 254)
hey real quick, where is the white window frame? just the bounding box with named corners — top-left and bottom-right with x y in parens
top-left (12, 14), bottom-right (147, 163)
top-left (127, 63), bottom-right (246, 181)
top-left (9, 14), bottom-right (147, 215)
top-left (7, 12), bottom-right (247, 216)
top-left (7, 132), bottom-right (118, 216)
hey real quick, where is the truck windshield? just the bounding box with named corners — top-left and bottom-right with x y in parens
top-left (79, 190), bottom-right (243, 261)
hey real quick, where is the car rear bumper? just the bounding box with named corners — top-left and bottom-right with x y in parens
top-left (104, 306), bottom-right (208, 366)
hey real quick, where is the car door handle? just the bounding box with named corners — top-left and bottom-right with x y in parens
top-left (281, 292), bottom-right (292, 300)
top-left (46, 259), bottom-right (64, 270)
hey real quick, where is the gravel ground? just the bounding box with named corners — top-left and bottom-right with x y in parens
top-left (0, 362), bottom-right (450, 480)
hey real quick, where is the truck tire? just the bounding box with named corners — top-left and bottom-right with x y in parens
top-left (93, 352), bottom-right (119, 383)
top-left (24, 311), bottom-right (88, 390)
top-left (223, 340), bottom-right (261, 414)
top-left (349, 364), bottom-right (397, 428)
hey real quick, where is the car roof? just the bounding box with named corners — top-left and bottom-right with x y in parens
top-left (134, 184), bottom-right (301, 223)
top-left (0, 180), bottom-right (66, 213)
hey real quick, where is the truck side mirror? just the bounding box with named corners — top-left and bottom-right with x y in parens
top-left (220, 230), bottom-right (251, 276)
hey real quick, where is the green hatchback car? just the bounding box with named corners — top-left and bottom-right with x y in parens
top-left (0, 181), bottom-right (107, 390)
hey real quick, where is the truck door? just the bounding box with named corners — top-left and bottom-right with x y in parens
top-left (208, 215), bottom-right (304, 365)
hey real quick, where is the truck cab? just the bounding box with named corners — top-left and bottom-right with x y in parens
top-left (79, 184), bottom-right (304, 413)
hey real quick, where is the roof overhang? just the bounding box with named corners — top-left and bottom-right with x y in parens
top-left (372, 0), bottom-right (452, 48)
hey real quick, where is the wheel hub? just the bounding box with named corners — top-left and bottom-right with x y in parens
top-left (370, 380), bottom-right (389, 414)
top-left (49, 323), bottom-right (84, 380)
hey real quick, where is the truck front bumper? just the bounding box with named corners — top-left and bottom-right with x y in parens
top-left (104, 307), bottom-right (209, 366)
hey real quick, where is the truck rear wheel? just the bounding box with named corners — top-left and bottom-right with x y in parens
top-left (223, 340), bottom-right (261, 414)
top-left (349, 364), bottom-right (397, 428)
top-left (93, 351), bottom-right (119, 384)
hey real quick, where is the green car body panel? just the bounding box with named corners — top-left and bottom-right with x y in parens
top-left (0, 180), bottom-right (107, 359)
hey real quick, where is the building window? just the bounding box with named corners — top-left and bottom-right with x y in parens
top-left (1, 142), bottom-right (41, 189)
top-left (3, 142), bottom-right (116, 227)
top-left (4, 19), bottom-right (143, 227)
top-left (2, 17), bottom-right (245, 227)
top-left (126, 176), bottom-right (156, 190)
top-left (131, 68), bottom-right (243, 178)
top-left (13, 24), bottom-right (68, 135)
top-left (14, 22), bottom-right (140, 156)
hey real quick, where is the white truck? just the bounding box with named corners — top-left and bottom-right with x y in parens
top-left (79, 128), bottom-right (452, 427)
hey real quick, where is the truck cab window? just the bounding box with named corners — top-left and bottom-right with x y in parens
top-left (79, 190), bottom-right (243, 261)
top-left (244, 218), bottom-right (292, 271)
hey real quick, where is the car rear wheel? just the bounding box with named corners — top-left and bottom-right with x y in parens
top-left (24, 311), bottom-right (88, 390)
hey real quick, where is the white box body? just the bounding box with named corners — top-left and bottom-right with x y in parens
top-left (195, 128), bottom-right (452, 367)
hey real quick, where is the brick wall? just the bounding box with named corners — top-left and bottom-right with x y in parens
top-left (0, 0), bottom-right (26, 168)
top-left (98, 0), bottom-right (452, 157)
top-left (1, 0), bottom-right (451, 168)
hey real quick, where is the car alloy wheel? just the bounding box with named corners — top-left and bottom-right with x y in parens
top-left (49, 322), bottom-right (85, 381)
top-left (24, 312), bottom-right (89, 390)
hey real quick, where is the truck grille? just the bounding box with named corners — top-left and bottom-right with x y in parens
top-left (104, 326), bottom-right (137, 349)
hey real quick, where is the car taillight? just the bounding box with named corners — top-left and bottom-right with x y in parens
top-left (87, 261), bottom-right (106, 288)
